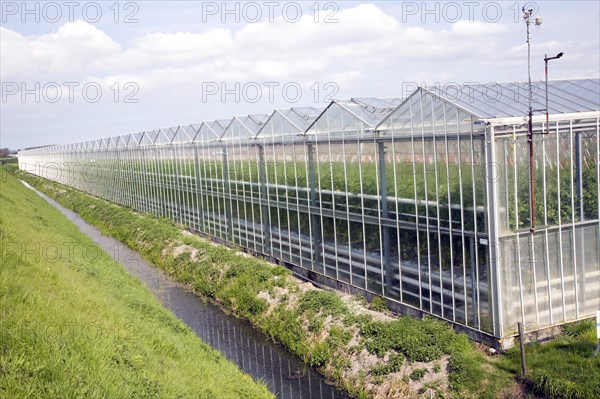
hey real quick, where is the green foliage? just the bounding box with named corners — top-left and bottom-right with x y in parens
top-left (410, 368), bottom-right (427, 381)
top-left (370, 296), bottom-right (387, 312)
top-left (353, 293), bottom-right (368, 306)
top-left (235, 287), bottom-right (268, 316)
top-left (530, 370), bottom-right (590, 399)
top-left (370, 353), bottom-right (405, 376)
top-left (446, 337), bottom-right (485, 393)
top-left (498, 318), bottom-right (600, 399)
top-left (297, 289), bottom-right (348, 318)
top-left (327, 326), bottom-right (353, 348)
top-left (562, 319), bottom-right (595, 339)
top-left (359, 317), bottom-right (455, 361)
top-left (307, 315), bottom-right (325, 333)
top-left (343, 313), bottom-right (372, 327)
top-left (309, 341), bottom-right (332, 368)
top-left (262, 306), bottom-right (308, 357)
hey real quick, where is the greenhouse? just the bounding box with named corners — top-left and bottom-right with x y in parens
top-left (18, 78), bottom-right (600, 347)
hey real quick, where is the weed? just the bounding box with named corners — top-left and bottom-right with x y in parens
top-left (297, 289), bottom-right (348, 318)
top-left (410, 368), bottom-right (427, 381)
top-left (370, 296), bottom-right (387, 312)
top-left (370, 353), bottom-right (405, 376)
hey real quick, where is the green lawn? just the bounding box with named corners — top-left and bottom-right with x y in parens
top-left (0, 171), bottom-right (274, 399)
top-left (11, 166), bottom-right (600, 399)
top-left (498, 319), bottom-right (600, 399)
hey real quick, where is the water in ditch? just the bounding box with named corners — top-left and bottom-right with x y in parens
top-left (23, 181), bottom-right (349, 399)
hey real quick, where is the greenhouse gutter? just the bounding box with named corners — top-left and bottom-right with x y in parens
top-left (484, 111), bottom-right (600, 126)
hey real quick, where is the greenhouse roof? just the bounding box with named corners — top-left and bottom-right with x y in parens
top-left (257, 107), bottom-right (324, 137)
top-left (306, 97), bottom-right (404, 132)
top-left (23, 79), bottom-right (599, 151)
top-left (196, 119), bottom-right (232, 141)
top-left (423, 78), bottom-right (600, 121)
top-left (221, 114), bottom-right (270, 140)
top-left (340, 97), bottom-right (405, 126)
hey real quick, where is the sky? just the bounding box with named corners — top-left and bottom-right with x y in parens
top-left (1, 1), bottom-right (599, 150)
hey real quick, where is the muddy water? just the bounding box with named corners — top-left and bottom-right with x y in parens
top-left (24, 181), bottom-right (349, 399)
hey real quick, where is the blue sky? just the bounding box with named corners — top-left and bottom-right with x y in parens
top-left (1, 1), bottom-right (599, 150)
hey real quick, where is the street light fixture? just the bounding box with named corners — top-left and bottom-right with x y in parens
top-left (544, 52), bottom-right (564, 134)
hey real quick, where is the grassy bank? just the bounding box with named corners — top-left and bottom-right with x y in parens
top-left (13, 168), bottom-right (600, 399)
top-left (13, 168), bottom-right (518, 398)
top-left (498, 319), bottom-right (599, 399)
top-left (0, 171), bottom-right (274, 399)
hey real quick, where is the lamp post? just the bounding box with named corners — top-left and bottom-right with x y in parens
top-left (523, 7), bottom-right (542, 232)
top-left (544, 52), bottom-right (564, 134)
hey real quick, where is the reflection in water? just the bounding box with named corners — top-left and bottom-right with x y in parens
top-left (27, 182), bottom-right (348, 399)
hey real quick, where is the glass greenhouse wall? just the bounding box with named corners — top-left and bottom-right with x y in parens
top-left (18, 79), bottom-right (600, 346)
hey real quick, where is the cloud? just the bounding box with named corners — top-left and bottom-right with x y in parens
top-left (1, 3), bottom-right (516, 87)
top-left (1, 21), bottom-right (120, 80)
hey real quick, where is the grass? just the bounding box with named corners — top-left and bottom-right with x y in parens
top-left (498, 319), bottom-right (600, 399)
top-left (12, 167), bottom-right (600, 399)
top-left (0, 171), bottom-right (274, 399)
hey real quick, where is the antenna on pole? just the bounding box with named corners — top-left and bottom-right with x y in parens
top-left (523, 6), bottom-right (541, 118)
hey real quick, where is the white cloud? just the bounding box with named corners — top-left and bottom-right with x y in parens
top-left (2, 4), bottom-right (516, 87)
top-left (1, 21), bottom-right (120, 80)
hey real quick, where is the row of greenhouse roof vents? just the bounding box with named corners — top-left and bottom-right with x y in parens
top-left (29, 79), bottom-right (600, 150)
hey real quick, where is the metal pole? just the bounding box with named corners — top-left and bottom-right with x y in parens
top-left (193, 146), bottom-right (205, 231)
top-left (529, 111), bottom-right (536, 233)
top-left (525, 10), bottom-right (536, 233)
top-left (222, 145), bottom-right (233, 241)
top-left (378, 141), bottom-right (392, 296)
top-left (544, 52), bottom-right (563, 134)
top-left (575, 132), bottom-right (584, 221)
top-left (518, 322), bottom-right (527, 376)
top-left (258, 144), bottom-right (271, 254)
top-left (545, 55), bottom-right (549, 135)
top-left (307, 143), bottom-right (322, 269)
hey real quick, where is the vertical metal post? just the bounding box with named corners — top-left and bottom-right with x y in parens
top-left (222, 145), bottom-right (233, 241)
top-left (518, 322), bottom-right (527, 376)
top-left (485, 125), bottom-right (503, 339)
top-left (470, 236), bottom-right (478, 326)
top-left (378, 141), bottom-right (392, 296)
top-left (193, 146), bottom-right (205, 231)
top-left (258, 144), bottom-right (271, 254)
top-left (528, 111), bottom-right (536, 232)
top-left (545, 56), bottom-right (550, 135)
top-left (307, 143), bottom-right (322, 269)
top-left (575, 132), bottom-right (584, 221)
top-left (575, 131), bottom-right (586, 311)
top-left (524, 8), bottom-right (536, 233)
